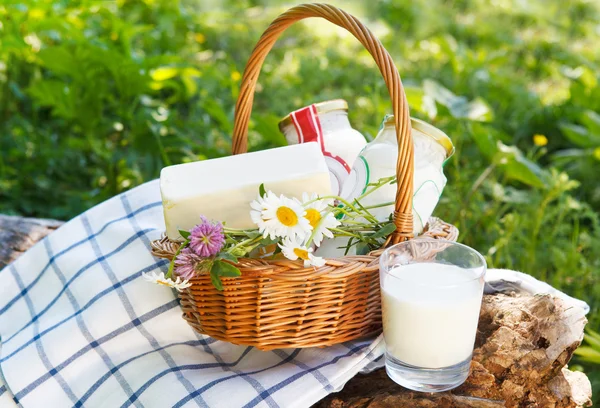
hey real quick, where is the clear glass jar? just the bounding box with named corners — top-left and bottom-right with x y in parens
top-left (279, 99), bottom-right (367, 195)
top-left (341, 115), bottom-right (454, 235)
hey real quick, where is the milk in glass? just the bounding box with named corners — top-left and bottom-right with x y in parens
top-left (381, 263), bottom-right (484, 368)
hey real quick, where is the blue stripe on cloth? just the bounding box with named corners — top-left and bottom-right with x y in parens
top-left (0, 260), bottom-right (168, 363)
top-left (2, 228), bottom-right (156, 344)
top-left (44, 238), bottom-right (139, 406)
top-left (14, 299), bottom-right (179, 401)
top-left (0, 201), bottom-right (161, 315)
top-left (8, 264), bottom-right (79, 404)
top-left (74, 338), bottom-right (228, 408)
top-left (195, 337), bottom-right (279, 408)
top-left (272, 349), bottom-right (333, 392)
top-left (117, 196), bottom-right (206, 407)
top-left (340, 340), bottom-right (381, 363)
top-left (126, 349), bottom-right (303, 408)
top-left (239, 344), bottom-right (367, 408)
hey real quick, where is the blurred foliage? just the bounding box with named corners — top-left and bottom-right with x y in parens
top-left (2, 0), bottom-right (600, 400)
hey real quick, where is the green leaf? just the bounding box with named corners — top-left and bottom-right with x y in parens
top-left (580, 110), bottom-right (600, 136)
top-left (253, 114), bottom-right (287, 147)
top-left (248, 231), bottom-right (263, 239)
top-left (404, 86), bottom-right (430, 117)
top-left (423, 79), bottom-right (493, 121)
top-left (464, 98), bottom-right (494, 122)
top-left (355, 242), bottom-right (370, 256)
top-left (583, 329), bottom-right (600, 349)
top-left (182, 67), bottom-right (202, 77)
top-left (343, 237), bottom-right (354, 256)
top-left (212, 260), bottom-right (242, 277)
top-left (493, 185), bottom-right (532, 204)
top-left (469, 123), bottom-right (499, 160)
top-left (259, 183), bottom-right (266, 198)
top-left (574, 346), bottom-right (600, 364)
top-left (259, 236), bottom-right (278, 246)
top-left (559, 123), bottom-right (600, 148)
top-left (151, 67), bottom-right (179, 81)
top-left (209, 270), bottom-right (224, 291)
top-left (495, 142), bottom-right (549, 189)
top-left (371, 223), bottom-right (397, 239)
top-left (38, 47), bottom-right (80, 78)
top-left (201, 99), bottom-right (232, 133)
top-left (217, 252), bottom-right (238, 263)
top-left (181, 75), bottom-right (198, 97)
top-left (586, 329), bottom-right (600, 343)
top-left (178, 229), bottom-right (191, 239)
top-left (423, 79), bottom-right (461, 108)
top-left (27, 79), bottom-right (76, 119)
top-left (551, 148), bottom-right (588, 160)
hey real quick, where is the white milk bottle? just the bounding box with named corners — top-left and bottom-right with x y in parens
top-left (342, 116), bottom-right (454, 233)
top-left (279, 100), bottom-right (367, 195)
top-left (317, 116), bottom-right (454, 257)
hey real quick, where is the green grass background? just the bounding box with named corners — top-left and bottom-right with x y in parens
top-left (2, 0), bottom-right (600, 401)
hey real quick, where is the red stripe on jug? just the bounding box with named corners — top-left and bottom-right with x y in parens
top-left (290, 105), bottom-right (351, 173)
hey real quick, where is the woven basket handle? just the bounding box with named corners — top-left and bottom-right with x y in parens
top-left (231, 3), bottom-right (414, 242)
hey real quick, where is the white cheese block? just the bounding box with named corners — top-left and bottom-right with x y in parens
top-left (160, 142), bottom-right (332, 240)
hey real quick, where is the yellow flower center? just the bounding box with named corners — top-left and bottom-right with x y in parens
top-left (533, 134), bottom-right (548, 147)
top-left (293, 248), bottom-right (310, 260)
top-left (305, 208), bottom-right (321, 228)
top-left (276, 206), bottom-right (298, 227)
top-left (157, 280), bottom-right (173, 287)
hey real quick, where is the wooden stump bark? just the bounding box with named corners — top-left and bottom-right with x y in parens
top-left (0, 214), bottom-right (63, 269)
top-left (0, 214), bottom-right (593, 407)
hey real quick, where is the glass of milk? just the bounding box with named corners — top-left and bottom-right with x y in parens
top-left (379, 238), bottom-right (486, 392)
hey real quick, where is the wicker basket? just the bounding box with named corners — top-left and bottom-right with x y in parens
top-left (151, 3), bottom-right (459, 351)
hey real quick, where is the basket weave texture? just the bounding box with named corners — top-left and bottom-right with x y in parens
top-left (151, 3), bottom-right (458, 350)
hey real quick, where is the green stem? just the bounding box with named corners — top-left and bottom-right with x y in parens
top-left (228, 235), bottom-right (262, 253)
top-left (167, 239), bottom-right (189, 279)
top-left (330, 227), bottom-right (362, 239)
top-left (362, 201), bottom-right (395, 210)
top-left (356, 176), bottom-right (396, 202)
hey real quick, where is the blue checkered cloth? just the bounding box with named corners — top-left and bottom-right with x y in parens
top-left (0, 180), bottom-right (386, 408)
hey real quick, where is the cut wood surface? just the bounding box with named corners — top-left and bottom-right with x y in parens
top-left (0, 214), bottom-right (63, 269)
top-left (0, 214), bottom-right (592, 407)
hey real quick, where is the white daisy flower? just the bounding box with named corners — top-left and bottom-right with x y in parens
top-left (142, 271), bottom-right (192, 292)
top-left (279, 237), bottom-right (326, 268)
top-left (250, 192), bottom-right (311, 240)
top-left (302, 193), bottom-right (340, 247)
top-left (250, 192), bottom-right (270, 231)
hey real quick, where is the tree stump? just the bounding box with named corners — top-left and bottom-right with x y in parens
top-left (0, 214), bottom-right (63, 269)
top-left (0, 214), bottom-right (593, 407)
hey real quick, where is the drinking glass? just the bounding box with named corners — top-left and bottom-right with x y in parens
top-left (379, 238), bottom-right (486, 392)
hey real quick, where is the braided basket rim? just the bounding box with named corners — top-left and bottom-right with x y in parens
top-left (151, 217), bottom-right (459, 277)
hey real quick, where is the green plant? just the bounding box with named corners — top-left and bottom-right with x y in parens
top-left (575, 330), bottom-right (600, 400)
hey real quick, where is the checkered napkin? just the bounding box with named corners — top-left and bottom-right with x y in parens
top-left (0, 180), bottom-right (385, 408)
